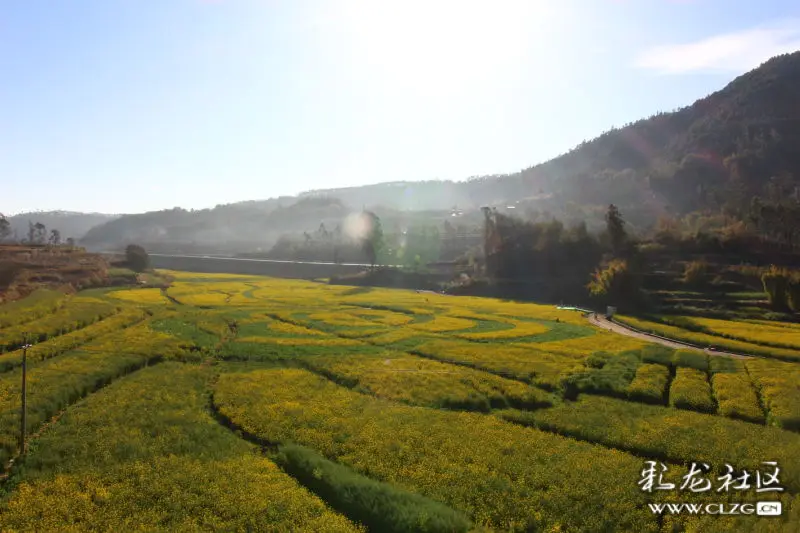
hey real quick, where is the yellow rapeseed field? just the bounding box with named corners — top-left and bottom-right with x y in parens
top-left (616, 314), bottom-right (800, 362)
top-left (0, 364), bottom-right (361, 532)
top-left (269, 319), bottom-right (327, 336)
top-left (693, 316), bottom-right (800, 350)
top-left (301, 353), bottom-right (553, 410)
top-left (213, 368), bottom-right (660, 532)
top-left (1, 270), bottom-right (798, 531)
top-left (107, 287), bottom-right (169, 305)
top-left (237, 335), bottom-right (364, 346)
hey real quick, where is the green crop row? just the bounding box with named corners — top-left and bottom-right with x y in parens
top-left (412, 338), bottom-right (583, 391)
top-left (669, 367), bottom-right (715, 414)
top-left (0, 319), bottom-right (187, 465)
top-left (0, 290), bottom-right (68, 329)
top-left (299, 353), bottom-right (554, 412)
top-left (616, 315), bottom-right (800, 362)
top-left (496, 394), bottom-right (800, 494)
top-left (274, 443), bottom-right (472, 532)
top-left (746, 358), bottom-right (800, 431)
top-left (0, 309), bottom-right (147, 373)
top-left (626, 363), bottom-right (669, 404)
top-left (711, 372), bottom-right (765, 424)
top-left (0, 297), bottom-right (119, 353)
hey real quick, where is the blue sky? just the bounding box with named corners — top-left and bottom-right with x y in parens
top-left (2, 0), bottom-right (799, 215)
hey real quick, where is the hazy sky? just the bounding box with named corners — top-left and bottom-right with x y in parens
top-left (3, 1), bottom-right (800, 215)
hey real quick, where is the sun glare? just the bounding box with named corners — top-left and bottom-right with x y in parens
top-left (333, 0), bottom-right (552, 93)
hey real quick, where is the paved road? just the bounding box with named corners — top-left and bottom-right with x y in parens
top-left (587, 313), bottom-right (752, 360)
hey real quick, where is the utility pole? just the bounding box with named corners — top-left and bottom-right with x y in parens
top-left (20, 336), bottom-right (30, 455)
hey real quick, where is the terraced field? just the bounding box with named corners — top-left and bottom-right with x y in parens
top-left (615, 314), bottom-right (800, 362)
top-left (0, 271), bottom-right (798, 531)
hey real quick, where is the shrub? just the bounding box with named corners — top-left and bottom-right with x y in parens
top-left (682, 260), bottom-right (709, 288)
top-left (125, 244), bottom-right (151, 273)
top-left (787, 274), bottom-right (800, 313)
top-left (587, 259), bottom-right (644, 311)
top-left (585, 350), bottom-right (614, 368)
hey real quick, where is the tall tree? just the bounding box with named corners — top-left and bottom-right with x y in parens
top-left (587, 259), bottom-right (644, 311)
top-left (0, 214), bottom-right (10, 242)
top-left (762, 266), bottom-right (790, 311)
top-left (605, 204), bottom-right (627, 256)
top-left (332, 223), bottom-right (342, 263)
top-left (33, 222), bottom-right (47, 244)
top-left (361, 211), bottom-right (384, 269)
top-left (48, 229), bottom-right (61, 246)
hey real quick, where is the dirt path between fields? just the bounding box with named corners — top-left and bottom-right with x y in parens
top-left (587, 313), bottom-right (752, 360)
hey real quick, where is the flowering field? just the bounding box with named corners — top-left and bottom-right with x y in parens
top-left (0, 364), bottom-right (362, 532)
top-left (0, 270), bottom-right (798, 531)
top-left (107, 287), bottom-right (170, 305)
top-left (0, 289), bottom-right (68, 329)
top-left (616, 314), bottom-right (800, 362)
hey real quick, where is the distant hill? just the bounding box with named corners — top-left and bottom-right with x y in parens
top-left (8, 211), bottom-right (119, 241)
top-left (520, 50), bottom-right (800, 215)
top-left (80, 197), bottom-right (351, 252)
top-left (63, 51), bottom-right (800, 250)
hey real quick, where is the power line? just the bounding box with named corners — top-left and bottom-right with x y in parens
top-left (19, 336), bottom-right (31, 455)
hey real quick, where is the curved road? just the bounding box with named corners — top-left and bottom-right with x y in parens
top-left (587, 313), bottom-right (752, 360)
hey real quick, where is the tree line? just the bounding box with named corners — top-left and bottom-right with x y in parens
top-left (265, 211), bottom-right (482, 270)
top-left (480, 203), bottom-right (648, 310)
top-left (0, 214), bottom-right (76, 247)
